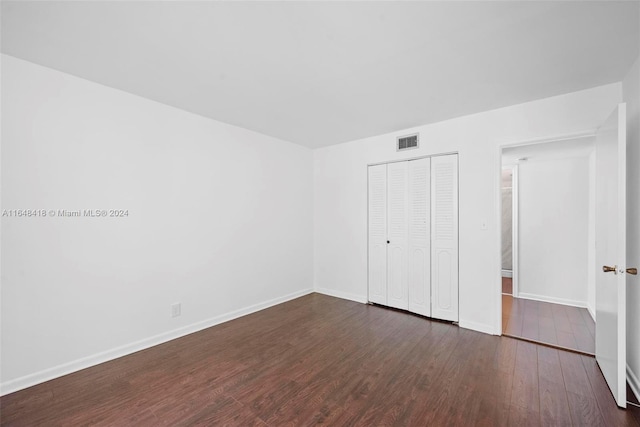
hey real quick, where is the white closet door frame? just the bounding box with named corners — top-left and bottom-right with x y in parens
top-left (368, 164), bottom-right (388, 305)
top-left (386, 161), bottom-right (409, 310)
top-left (408, 158), bottom-right (431, 316)
top-left (367, 152), bottom-right (458, 320)
top-left (431, 154), bottom-right (459, 322)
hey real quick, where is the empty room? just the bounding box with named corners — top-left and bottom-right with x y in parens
top-left (1, 1), bottom-right (640, 426)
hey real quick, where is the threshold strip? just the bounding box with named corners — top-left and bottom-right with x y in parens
top-left (502, 333), bottom-right (594, 357)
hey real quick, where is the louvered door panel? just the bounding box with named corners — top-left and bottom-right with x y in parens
top-left (431, 154), bottom-right (459, 321)
top-left (387, 161), bottom-right (409, 310)
top-left (368, 164), bottom-right (387, 305)
top-left (408, 158), bottom-right (431, 316)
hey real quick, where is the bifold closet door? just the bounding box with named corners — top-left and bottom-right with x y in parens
top-left (431, 154), bottom-right (459, 322)
top-left (386, 161), bottom-right (409, 310)
top-left (408, 158), bottom-right (431, 316)
top-left (368, 164), bottom-right (387, 305)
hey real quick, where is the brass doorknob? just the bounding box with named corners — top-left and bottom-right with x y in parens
top-left (627, 268), bottom-right (638, 275)
top-left (603, 265), bottom-right (617, 273)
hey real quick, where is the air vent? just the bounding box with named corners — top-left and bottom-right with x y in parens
top-left (397, 134), bottom-right (419, 151)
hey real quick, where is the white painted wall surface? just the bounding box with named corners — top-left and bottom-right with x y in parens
top-left (314, 83), bottom-right (622, 335)
top-left (501, 181), bottom-right (513, 272)
top-left (0, 55), bottom-right (314, 393)
top-left (518, 156), bottom-right (589, 307)
top-left (587, 151), bottom-right (596, 319)
top-left (623, 55), bottom-right (640, 399)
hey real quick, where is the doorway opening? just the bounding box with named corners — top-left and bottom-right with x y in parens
top-left (500, 135), bottom-right (596, 355)
top-left (501, 166), bottom-right (515, 296)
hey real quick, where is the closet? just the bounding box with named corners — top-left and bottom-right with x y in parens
top-left (367, 154), bottom-right (458, 322)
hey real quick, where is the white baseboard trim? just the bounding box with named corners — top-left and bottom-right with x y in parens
top-left (517, 292), bottom-right (587, 309)
top-left (501, 269), bottom-right (513, 278)
top-left (628, 364), bottom-right (640, 403)
top-left (0, 288), bottom-right (314, 396)
top-left (458, 319), bottom-right (499, 336)
top-left (587, 305), bottom-right (596, 322)
top-left (315, 287), bottom-right (367, 304)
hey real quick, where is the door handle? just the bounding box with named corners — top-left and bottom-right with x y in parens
top-left (603, 265), bottom-right (638, 275)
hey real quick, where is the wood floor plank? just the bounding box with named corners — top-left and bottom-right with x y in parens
top-left (574, 329), bottom-right (596, 354)
top-left (507, 404), bottom-right (541, 427)
top-left (504, 319), bottom-right (523, 336)
top-left (510, 340), bottom-right (539, 413)
top-left (580, 355), bottom-right (640, 427)
top-left (559, 350), bottom-right (595, 398)
top-left (537, 301), bottom-right (554, 319)
top-left (537, 324), bottom-right (559, 346)
top-left (557, 329), bottom-right (579, 350)
top-left (566, 391), bottom-right (606, 426)
top-left (537, 346), bottom-right (563, 385)
top-left (502, 277), bottom-right (513, 294)
top-left (502, 294), bottom-right (594, 355)
top-left (566, 305), bottom-right (587, 325)
top-left (552, 306), bottom-right (574, 333)
top-left (539, 377), bottom-right (572, 426)
top-left (521, 316), bottom-right (540, 341)
top-left (1, 293), bottom-right (635, 426)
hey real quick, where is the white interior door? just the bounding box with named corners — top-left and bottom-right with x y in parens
top-left (595, 103), bottom-right (627, 408)
top-left (368, 164), bottom-right (387, 305)
top-left (431, 154), bottom-right (459, 321)
top-left (408, 158), bottom-right (431, 316)
top-left (387, 161), bottom-right (409, 310)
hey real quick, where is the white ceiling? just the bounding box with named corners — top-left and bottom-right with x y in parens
top-left (502, 135), bottom-right (595, 165)
top-left (2, 1), bottom-right (638, 148)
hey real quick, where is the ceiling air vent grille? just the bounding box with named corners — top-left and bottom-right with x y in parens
top-left (397, 134), bottom-right (419, 151)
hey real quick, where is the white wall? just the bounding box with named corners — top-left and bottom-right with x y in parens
top-left (314, 83), bottom-right (621, 335)
top-left (623, 55), bottom-right (640, 400)
top-left (518, 156), bottom-right (590, 307)
top-left (501, 168), bottom-right (513, 273)
top-left (587, 151), bottom-right (596, 319)
top-left (0, 55), bottom-right (314, 394)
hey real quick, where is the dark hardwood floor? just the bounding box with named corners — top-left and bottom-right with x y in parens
top-left (502, 276), bottom-right (513, 294)
top-left (502, 293), bottom-right (595, 355)
top-left (1, 293), bottom-right (638, 426)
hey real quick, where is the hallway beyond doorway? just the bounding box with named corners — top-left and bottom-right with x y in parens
top-left (502, 288), bottom-right (595, 355)
top-left (502, 277), bottom-right (513, 294)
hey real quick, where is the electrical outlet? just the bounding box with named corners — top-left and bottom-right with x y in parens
top-left (171, 303), bottom-right (181, 318)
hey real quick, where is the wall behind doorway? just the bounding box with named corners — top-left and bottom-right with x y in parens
top-left (518, 154), bottom-right (591, 307)
top-left (501, 168), bottom-right (513, 276)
